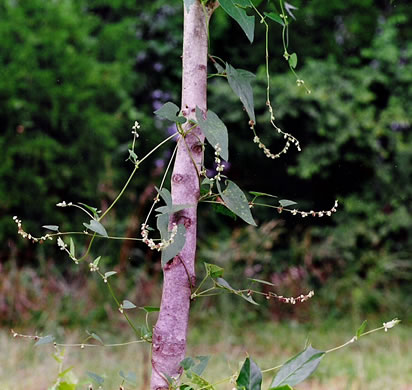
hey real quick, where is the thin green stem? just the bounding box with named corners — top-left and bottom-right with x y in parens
top-left (55, 340), bottom-right (145, 348)
top-left (99, 132), bottom-right (178, 222)
top-left (143, 143), bottom-right (178, 227)
top-left (106, 280), bottom-right (140, 336)
top-left (78, 233), bottom-right (96, 261)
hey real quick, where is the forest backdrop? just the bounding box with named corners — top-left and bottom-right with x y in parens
top-left (0, 0), bottom-right (411, 329)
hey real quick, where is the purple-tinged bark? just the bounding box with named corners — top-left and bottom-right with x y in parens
top-left (150, 2), bottom-right (218, 389)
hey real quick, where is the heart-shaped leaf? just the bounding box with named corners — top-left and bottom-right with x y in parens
top-left (35, 335), bottom-right (55, 346)
top-left (270, 345), bottom-right (325, 387)
top-left (219, 0), bottom-right (255, 43)
top-left (217, 180), bottom-right (256, 226)
top-left (226, 63), bottom-right (256, 122)
top-left (196, 107), bottom-right (229, 161)
top-left (264, 11), bottom-right (285, 26)
top-left (278, 199), bottom-right (298, 208)
top-left (83, 219), bottom-right (108, 237)
top-left (122, 300), bottom-right (137, 310)
top-left (154, 102), bottom-right (186, 124)
top-left (236, 357), bottom-right (262, 390)
top-left (42, 225), bottom-right (59, 231)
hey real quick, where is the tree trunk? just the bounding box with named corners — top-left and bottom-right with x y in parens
top-left (150, 2), bottom-right (217, 389)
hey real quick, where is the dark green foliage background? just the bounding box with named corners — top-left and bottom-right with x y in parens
top-left (0, 0), bottom-right (411, 325)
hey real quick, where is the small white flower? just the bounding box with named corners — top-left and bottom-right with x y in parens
top-left (383, 318), bottom-right (400, 332)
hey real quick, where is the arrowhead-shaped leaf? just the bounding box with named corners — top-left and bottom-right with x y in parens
top-left (119, 370), bottom-right (137, 385)
top-left (205, 263), bottom-right (224, 279)
top-left (122, 300), bottom-right (137, 310)
top-left (236, 357), bottom-right (262, 390)
top-left (270, 345), bottom-right (325, 387)
top-left (86, 371), bottom-right (104, 385)
top-left (42, 225), bottom-right (59, 231)
top-left (83, 219), bottom-right (108, 237)
top-left (154, 102), bottom-right (186, 124)
top-left (34, 335), bottom-right (55, 346)
top-left (161, 223), bottom-right (186, 266)
top-left (226, 64), bottom-right (256, 122)
top-left (278, 199), bottom-right (298, 208)
top-left (218, 180), bottom-right (256, 226)
top-left (219, 0), bottom-right (255, 43)
top-left (196, 107), bottom-right (229, 161)
top-left (264, 11), bottom-right (285, 26)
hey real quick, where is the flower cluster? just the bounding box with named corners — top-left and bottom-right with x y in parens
top-left (247, 289), bottom-right (315, 304)
top-left (89, 262), bottom-right (99, 272)
top-left (131, 120), bottom-right (140, 137)
top-left (285, 200), bottom-right (339, 218)
top-left (13, 216), bottom-right (52, 243)
top-left (252, 127), bottom-right (301, 160)
top-left (213, 144), bottom-right (225, 181)
top-left (141, 223), bottom-right (178, 251)
top-left (56, 201), bottom-right (72, 207)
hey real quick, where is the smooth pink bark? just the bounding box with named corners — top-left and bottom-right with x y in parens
top-left (150, 2), bottom-right (217, 389)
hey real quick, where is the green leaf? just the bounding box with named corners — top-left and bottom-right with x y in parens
top-left (264, 11), bottom-right (285, 26)
top-left (122, 300), bottom-right (137, 309)
top-left (190, 373), bottom-right (214, 388)
top-left (356, 320), bottom-right (367, 339)
top-left (226, 64), bottom-right (256, 122)
top-left (213, 62), bottom-right (225, 74)
top-left (181, 357), bottom-right (195, 371)
top-left (205, 263), bottom-right (224, 278)
top-left (236, 357), bottom-right (262, 390)
top-left (218, 180), bottom-right (256, 226)
top-left (270, 386), bottom-right (294, 390)
top-left (196, 107), bottom-right (229, 161)
top-left (184, 0), bottom-right (196, 12)
top-left (78, 202), bottom-right (99, 218)
top-left (215, 277), bottom-right (236, 292)
top-left (141, 306), bottom-right (160, 313)
top-left (155, 187), bottom-right (193, 215)
top-left (211, 202), bottom-right (237, 221)
top-left (104, 271), bottom-right (117, 279)
top-left (35, 334), bottom-right (55, 346)
top-left (289, 53), bottom-right (298, 69)
top-left (161, 223), bottom-right (186, 266)
top-left (278, 199), bottom-right (298, 208)
top-left (154, 102), bottom-right (186, 124)
top-left (241, 293), bottom-right (259, 305)
top-left (56, 382), bottom-right (76, 390)
top-left (128, 149), bottom-right (138, 163)
top-left (86, 371), bottom-right (104, 385)
top-left (201, 177), bottom-right (214, 187)
top-left (248, 278), bottom-right (275, 286)
top-left (86, 330), bottom-right (104, 345)
top-left (270, 345), bottom-right (325, 387)
top-left (83, 219), bottom-right (108, 237)
top-left (249, 191), bottom-right (278, 198)
top-left (191, 356), bottom-right (210, 376)
top-left (92, 256), bottom-right (101, 267)
top-left (42, 225), bottom-right (59, 231)
top-left (69, 238), bottom-right (75, 258)
top-left (119, 370), bottom-right (137, 385)
top-left (140, 325), bottom-right (152, 341)
top-left (219, 0), bottom-right (255, 43)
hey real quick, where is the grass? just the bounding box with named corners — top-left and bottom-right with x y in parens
top-left (1, 318), bottom-right (411, 390)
